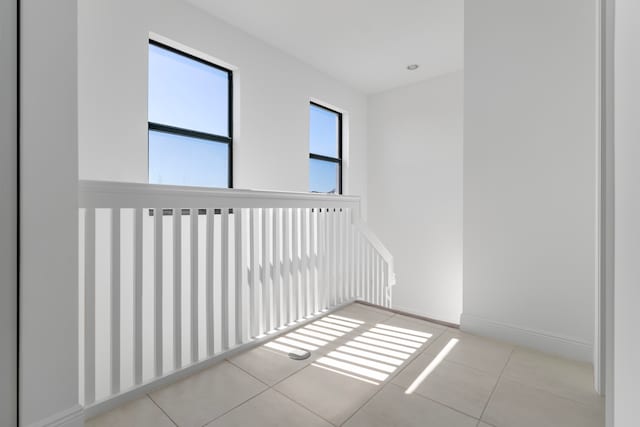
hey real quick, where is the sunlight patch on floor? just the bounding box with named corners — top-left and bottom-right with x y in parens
top-left (405, 338), bottom-right (459, 395)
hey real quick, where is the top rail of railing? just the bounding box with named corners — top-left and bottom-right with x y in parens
top-left (78, 180), bottom-right (361, 211)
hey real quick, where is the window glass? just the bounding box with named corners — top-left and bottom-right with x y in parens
top-left (149, 130), bottom-right (229, 188)
top-left (309, 158), bottom-right (339, 194)
top-left (148, 41), bottom-right (233, 188)
top-left (309, 103), bottom-right (339, 158)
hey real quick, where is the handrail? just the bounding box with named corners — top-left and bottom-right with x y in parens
top-left (79, 180), bottom-right (361, 211)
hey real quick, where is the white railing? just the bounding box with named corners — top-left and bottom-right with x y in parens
top-left (78, 180), bottom-right (395, 408)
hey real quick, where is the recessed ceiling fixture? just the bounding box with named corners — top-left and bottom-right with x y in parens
top-left (406, 64), bottom-right (419, 71)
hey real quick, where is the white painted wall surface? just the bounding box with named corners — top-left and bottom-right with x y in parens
top-left (614, 0), bottom-right (640, 424)
top-left (463, 0), bottom-right (598, 362)
top-left (20, 0), bottom-right (82, 426)
top-left (78, 0), bottom-right (368, 214)
top-left (0, 0), bottom-right (17, 425)
top-left (367, 72), bottom-right (463, 324)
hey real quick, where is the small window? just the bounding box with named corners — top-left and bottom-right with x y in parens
top-left (148, 40), bottom-right (233, 188)
top-left (309, 102), bottom-right (342, 194)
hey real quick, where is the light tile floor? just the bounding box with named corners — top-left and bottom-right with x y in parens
top-left (86, 303), bottom-right (604, 427)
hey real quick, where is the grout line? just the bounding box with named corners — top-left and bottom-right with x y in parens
top-left (390, 382), bottom-right (482, 423)
top-left (225, 358), bottom-right (274, 388)
top-left (146, 394), bottom-right (179, 427)
top-left (200, 387), bottom-right (272, 427)
top-left (337, 378), bottom-right (389, 426)
top-left (479, 347), bottom-right (515, 421)
top-left (271, 388), bottom-right (339, 427)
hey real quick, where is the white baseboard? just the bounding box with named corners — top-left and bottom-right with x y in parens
top-left (460, 313), bottom-right (593, 363)
top-left (26, 405), bottom-right (84, 427)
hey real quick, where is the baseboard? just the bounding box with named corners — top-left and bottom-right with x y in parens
top-left (358, 301), bottom-right (460, 329)
top-left (26, 405), bottom-right (84, 427)
top-left (460, 313), bottom-right (593, 363)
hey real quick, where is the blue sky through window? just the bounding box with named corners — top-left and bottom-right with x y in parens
top-left (149, 131), bottom-right (228, 187)
top-left (309, 158), bottom-right (339, 193)
top-left (309, 104), bottom-right (339, 158)
top-left (309, 103), bottom-right (341, 193)
top-left (148, 42), bottom-right (231, 188)
top-left (149, 43), bottom-right (229, 135)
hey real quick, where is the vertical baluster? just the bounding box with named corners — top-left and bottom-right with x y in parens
top-left (379, 256), bottom-right (384, 306)
top-left (364, 243), bottom-right (370, 304)
top-left (360, 235), bottom-right (365, 303)
top-left (221, 209), bottom-right (229, 350)
top-left (344, 210), bottom-right (349, 302)
top-left (318, 209), bottom-right (325, 310)
top-left (355, 231), bottom-right (360, 300)
top-left (373, 248), bottom-right (378, 305)
top-left (133, 208), bottom-right (143, 385)
top-left (336, 208), bottom-right (344, 303)
top-left (324, 209), bottom-right (331, 308)
top-left (370, 246), bottom-right (375, 305)
top-left (383, 262), bottom-right (389, 307)
top-left (309, 208), bottom-right (316, 314)
top-left (272, 208), bottom-right (281, 327)
top-left (110, 208), bottom-right (121, 394)
top-left (234, 207), bottom-right (245, 344)
top-left (291, 208), bottom-right (299, 321)
top-left (84, 208), bottom-right (96, 404)
top-left (249, 208), bottom-right (259, 337)
top-left (206, 209), bottom-right (215, 355)
top-left (262, 208), bottom-right (272, 332)
top-left (353, 225), bottom-right (359, 300)
top-left (190, 209), bottom-right (199, 362)
top-left (331, 208), bottom-right (337, 307)
top-left (301, 208), bottom-right (308, 317)
top-left (375, 253), bottom-right (381, 306)
top-left (172, 208), bottom-right (182, 369)
top-left (323, 209), bottom-right (330, 309)
top-left (154, 207), bottom-right (163, 377)
top-left (349, 214), bottom-right (355, 299)
top-left (371, 251), bottom-right (376, 305)
top-left (282, 208), bottom-right (291, 324)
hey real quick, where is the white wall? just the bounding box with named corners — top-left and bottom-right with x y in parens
top-left (20, 0), bottom-right (82, 426)
top-left (463, 0), bottom-right (598, 362)
top-left (78, 0), bottom-right (368, 214)
top-left (367, 72), bottom-right (463, 324)
top-left (614, 0), bottom-right (640, 425)
top-left (0, 0), bottom-right (17, 425)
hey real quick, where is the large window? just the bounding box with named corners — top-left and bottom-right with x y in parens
top-left (148, 40), bottom-right (233, 188)
top-left (309, 102), bottom-right (342, 194)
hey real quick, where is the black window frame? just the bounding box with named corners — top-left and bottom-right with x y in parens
top-left (309, 101), bottom-right (343, 194)
top-left (148, 39), bottom-right (234, 188)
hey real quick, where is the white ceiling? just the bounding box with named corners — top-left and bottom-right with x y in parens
top-left (184, 0), bottom-right (463, 94)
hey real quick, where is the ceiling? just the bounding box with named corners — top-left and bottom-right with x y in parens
top-left (184, 0), bottom-right (463, 94)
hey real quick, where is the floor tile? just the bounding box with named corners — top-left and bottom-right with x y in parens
top-left (503, 347), bottom-right (603, 407)
top-left (149, 361), bottom-right (267, 427)
top-left (392, 351), bottom-right (498, 418)
top-left (205, 389), bottom-right (333, 427)
top-left (343, 383), bottom-right (478, 427)
top-left (228, 345), bottom-right (310, 386)
top-left (274, 363), bottom-right (379, 425)
top-left (426, 330), bottom-right (514, 375)
top-left (482, 379), bottom-right (604, 427)
top-left (85, 396), bottom-right (175, 427)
